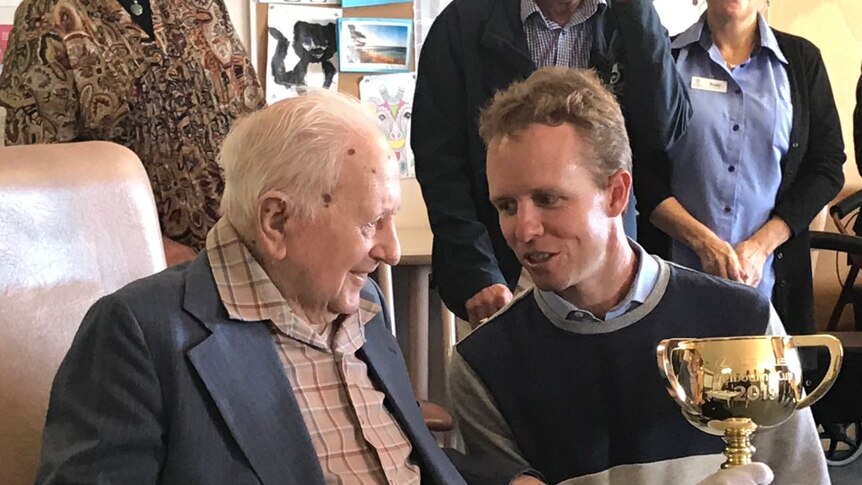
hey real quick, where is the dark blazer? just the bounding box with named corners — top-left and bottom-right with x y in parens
top-left (35, 252), bottom-right (469, 484)
top-left (411, 0), bottom-right (690, 319)
top-left (659, 30), bottom-right (845, 335)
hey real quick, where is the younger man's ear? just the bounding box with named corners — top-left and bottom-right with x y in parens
top-left (606, 169), bottom-right (632, 218)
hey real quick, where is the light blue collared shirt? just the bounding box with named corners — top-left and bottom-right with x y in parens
top-left (536, 239), bottom-right (659, 323)
top-left (668, 14), bottom-right (791, 300)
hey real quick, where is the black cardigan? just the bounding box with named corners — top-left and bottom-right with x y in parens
top-left (650, 30), bottom-right (846, 334)
top-left (770, 30), bottom-right (846, 334)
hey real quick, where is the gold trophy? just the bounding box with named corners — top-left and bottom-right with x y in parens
top-left (656, 335), bottom-right (843, 469)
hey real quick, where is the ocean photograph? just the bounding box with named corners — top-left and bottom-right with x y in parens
top-left (340, 20), bottom-right (411, 71)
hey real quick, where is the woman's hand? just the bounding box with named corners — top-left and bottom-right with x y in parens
top-left (734, 239), bottom-right (769, 288)
top-left (694, 237), bottom-right (746, 283)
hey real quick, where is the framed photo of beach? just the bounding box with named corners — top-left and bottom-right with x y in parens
top-left (337, 18), bottom-right (412, 73)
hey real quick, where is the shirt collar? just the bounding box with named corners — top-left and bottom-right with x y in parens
top-left (536, 238), bottom-right (659, 322)
top-left (670, 14), bottom-right (705, 49)
top-left (520, 0), bottom-right (606, 27)
top-left (671, 13), bottom-right (787, 65)
top-left (205, 217), bottom-right (381, 351)
top-left (755, 13), bottom-right (787, 64)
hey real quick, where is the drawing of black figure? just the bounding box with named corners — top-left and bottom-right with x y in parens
top-left (268, 22), bottom-right (336, 89)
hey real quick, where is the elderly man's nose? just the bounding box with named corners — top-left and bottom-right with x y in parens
top-left (371, 221), bottom-right (401, 265)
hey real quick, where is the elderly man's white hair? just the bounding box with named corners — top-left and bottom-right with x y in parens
top-left (217, 89), bottom-right (381, 239)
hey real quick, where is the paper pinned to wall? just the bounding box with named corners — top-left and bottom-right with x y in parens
top-left (338, 18), bottom-right (412, 73)
top-left (0, 24), bottom-right (11, 73)
top-left (359, 73), bottom-right (416, 179)
top-left (266, 5), bottom-right (341, 103)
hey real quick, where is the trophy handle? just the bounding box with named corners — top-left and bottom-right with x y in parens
top-left (792, 334), bottom-right (844, 409)
top-left (656, 339), bottom-right (691, 407)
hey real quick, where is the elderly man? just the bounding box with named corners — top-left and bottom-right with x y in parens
top-left (35, 91), bottom-right (526, 484)
top-left (449, 68), bottom-right (829, 485)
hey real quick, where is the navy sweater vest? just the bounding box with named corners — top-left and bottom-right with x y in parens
top-left (457, 265), bottom-right (771, 484)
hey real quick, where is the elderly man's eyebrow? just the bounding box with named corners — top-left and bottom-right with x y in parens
top-left (374, 207), bottom-right (395, 219)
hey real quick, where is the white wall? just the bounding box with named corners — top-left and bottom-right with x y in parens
top-left (225, 0), bottom-right (250, 51)
top-left (0, 8), bottom-right (14, 24)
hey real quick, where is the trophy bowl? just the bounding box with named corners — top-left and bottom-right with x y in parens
top-left (656, 335), bottom-right (843, 469)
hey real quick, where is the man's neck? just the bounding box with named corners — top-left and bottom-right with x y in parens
top-left (286, 300), bottom-right (338, 334)
top-left (559, 234), bottom-right (637, 320)
top-left (253, 247), bottom-right (338, 333)
top-left (535, 0), bottom-right (583, 26)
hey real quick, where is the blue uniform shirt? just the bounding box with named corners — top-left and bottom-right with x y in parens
top-left (668, 14), bottom-right (791, 300)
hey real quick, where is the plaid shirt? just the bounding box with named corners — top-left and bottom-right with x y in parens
top-left (206, 218), bottom-right (421, 485)
top-left (520, 0), bottom-right (605, 69)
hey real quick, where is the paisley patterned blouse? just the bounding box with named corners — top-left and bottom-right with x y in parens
top-left (0, 0), bottom-right (264, 249)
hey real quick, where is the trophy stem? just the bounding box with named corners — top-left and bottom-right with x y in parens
top-left (721, 418), bottom-right (758, 469)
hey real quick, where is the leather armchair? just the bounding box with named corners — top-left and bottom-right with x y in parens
top-left (0, 142), bottom-right (165, 485)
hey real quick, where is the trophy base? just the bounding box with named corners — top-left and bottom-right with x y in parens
top-left (721, 418), bottom-right (758, 469)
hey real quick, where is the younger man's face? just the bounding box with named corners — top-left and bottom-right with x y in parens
top-left (487, 122), bottom-right (619, 294)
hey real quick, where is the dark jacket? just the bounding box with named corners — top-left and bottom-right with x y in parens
top-left (411, 0), bottom-right (690, 319)
top-left (659, 30), bottom-right (845, 335)
top-left (35, 252), bottom-right (511, 484)
top-left (770, 31), bottom-right (846, 334)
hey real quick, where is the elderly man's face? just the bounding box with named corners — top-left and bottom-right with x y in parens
top-left (285, 131), bottom-right (401, 315)
top-left (487, 123), bottom-right (623, 294)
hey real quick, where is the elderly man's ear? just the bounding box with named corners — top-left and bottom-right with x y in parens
top-left (256, 190), bottom-right (295, 260)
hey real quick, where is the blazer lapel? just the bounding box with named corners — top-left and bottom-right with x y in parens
top-left (359, 311), bottom-right (466, 485)
top-left (183, 252), bottom-right (325, 485)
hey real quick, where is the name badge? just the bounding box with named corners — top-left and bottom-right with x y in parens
top-left (691, 76), bottom-right (728, 93)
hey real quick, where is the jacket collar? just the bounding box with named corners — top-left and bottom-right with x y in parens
top-left (182, 251), bottom-right (325, 485)
top-left (480, 0), bottom-right (534, 77)
top-left (358, 290), bottom-right (467, 484)
top-left (478, 0), bottom-right (616, 81)
top-left (181, 252), bottom-right (461, 484)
